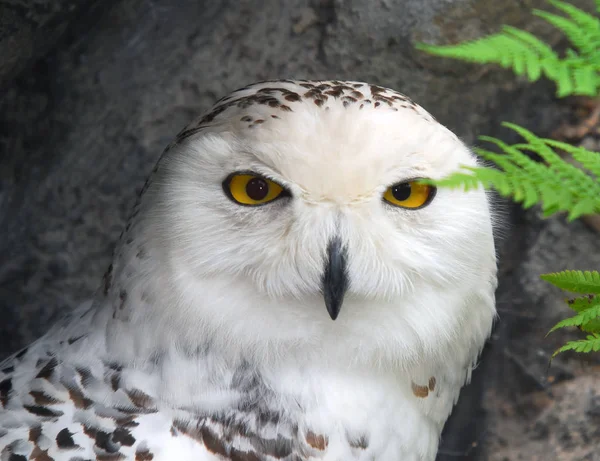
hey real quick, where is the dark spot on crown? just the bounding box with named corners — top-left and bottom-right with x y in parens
top-left (241, 116), bottom-right (252, 122)
top-left (325, 88), bottom-right (343, 98)
top-left (314, 99), bottom-right (325, 107)
top-left (374, 102), bottom-right (381, 108)
top-left (271, 115), bottom-right (279, 119)
top-left (280, 105), bottom-right (292, 112)
top-left (284, 93), bottom-right (301, 102)
top-left (1, 365), bottom-right (14, 374)
top-left (24, 405), bottom-right (64, 418)
top-left (56, 428), bottom-right (78, 448)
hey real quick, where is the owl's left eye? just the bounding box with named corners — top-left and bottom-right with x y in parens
top-left (383, 180), bottom-right (436, 209)
top-left (223, 172), bottom-right (288, 206)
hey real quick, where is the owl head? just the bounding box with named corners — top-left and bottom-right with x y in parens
top-left (111, 80), bottom-right (497, 368)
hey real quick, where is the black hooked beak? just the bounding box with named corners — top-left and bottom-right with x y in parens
top-left (322, 238), bottom-right (349, 321)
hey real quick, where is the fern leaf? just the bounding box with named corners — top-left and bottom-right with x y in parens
top-left (557, 63), bottom-right (576, 97)
top-left (502, 123), bottom-right (600, 216)
top-left (553, 334), bottom-right (600, 356)
top-left (501, 26), bottom-right (556, 59)
top-left (423, 170), bottom-right (485, 192)
top-left (572, 65), bottom-right (599, 95)
top-left (415, 30), bottom-right (556, 83)
top-left (541, 270), bottom-right (600, 293)
top-left (549, 304), bottom-right (600, 332)
top-left (545, 0), bottom-right (600, 57)
top-left (582, 319), bottom-right (600, 333)
top-left (566, 295), bottom-right (600, 332)
top-left (567, 198), bottom-right (599, 220)
top-left (544, 140), bottom-right (600, 179)
top-left (534, 8), bottom-right (592, 56)
top-left (566, 294), bottom-right (600, 312)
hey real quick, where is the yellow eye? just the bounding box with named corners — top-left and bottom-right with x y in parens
top-left (383, 180), bottom-right (435, 209)
top-left (224, 173), bottom-right (287, 206)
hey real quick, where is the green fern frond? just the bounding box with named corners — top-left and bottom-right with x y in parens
top-left (549, 304), bottom-right (600, 332)
top-left (430, 123), bottom-right (600, 219)
top-left (565, 295), bottom-right (600, 331)
top-left (544, 0), bottom-right (600, 57)
top-left (581, 319), bottom-right (600, 333)
top-left (566, 294), bottom-right (599, 312)
top-left (534, 3), bottom-right (596, 57)
top-left (544, 139), bottom-right (600, 178)
top-left (541, 270), bottom-right (600, 293)
top-left (552, 333), bottom-right (600, 356)
top-left (416, 0), bottom-right (600, 97)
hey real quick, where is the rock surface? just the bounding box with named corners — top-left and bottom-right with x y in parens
top-left (0, 0), bottom-right (109, 88)
top-left (1, 0), bottom-right (599, 460)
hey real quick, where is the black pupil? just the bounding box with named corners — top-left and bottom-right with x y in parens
top-left (392, 183), bottom-right (412, 201)
top-left (246, 177), bottom-right (269, 201)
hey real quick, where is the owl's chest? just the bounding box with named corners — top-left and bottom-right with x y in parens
top-left (127, 367), bottom-right (446, 461)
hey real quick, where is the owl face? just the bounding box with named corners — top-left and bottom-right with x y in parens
top-left (149, 82), bottom-right (496, 330)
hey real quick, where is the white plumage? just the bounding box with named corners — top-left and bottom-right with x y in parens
top-left (0, 80), bottom-right (497, 461)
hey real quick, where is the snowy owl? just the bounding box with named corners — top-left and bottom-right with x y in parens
top-left (0, 80), bottom-right (497, 461)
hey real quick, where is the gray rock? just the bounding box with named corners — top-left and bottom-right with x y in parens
top-left (0, 0), bottom-right (109, 89)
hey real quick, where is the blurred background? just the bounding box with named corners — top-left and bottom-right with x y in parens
top-left (1, 0), bottom-right (599, 459)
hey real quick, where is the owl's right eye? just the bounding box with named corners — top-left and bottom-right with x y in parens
top-left (223, 173), bottom-right (288, 206)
